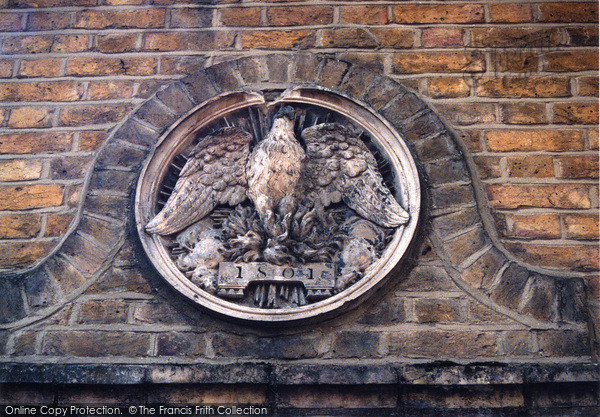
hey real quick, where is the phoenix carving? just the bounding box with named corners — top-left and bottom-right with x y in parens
top-left (146, 106), bottom-right (409, 242)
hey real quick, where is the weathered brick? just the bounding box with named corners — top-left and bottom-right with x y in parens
top-left (427, 78), bottom-right (469, 98)
top-left (508, 214), bottom-right (561, 239)
top-left (278, 385), bottom-right (396, 409)
top-left (50, 156), bottom-right (92, 180)
top-left (95, 142), bottom-right (146, 170)
top-left (316, 59), bottom-right (349, 90)
top-left (0, 240), bottom-right (55, 269)
top-left (74, 9), bottom-right (166, 29)
top-left (112, 118), bottom-right (159, 148)
top-left (42, 331), bottom-right (152, 357)
top-left (8, 106), bottom-right (54, 128)
top-left (95, 33), bottom-right (138, 54)
top-left (60, 233), bottom-right (107, 275)
top-left (388, 330), bottom-right (497, 358)
top-left (45, 212), bottom-right (75, 237)
top-left (51, 35), bottom-right (90, 53)
top-left (421, 28), bottom-right (463, 47)
top-left (436, 103), bottom-right (495, 125)
top-left (0, 132), bottom-right (72, 154)
top-left (577, 76), bottom-right (599, 96)
top-left (156, 82), bottom-right (195, 115)
top-left (268, 6), bottom-right (333, 26)
top-left (405, 385), bottom-right (524, 409)
top-left (490, 263), bottom-right (530, 310)
top-left (340, 6), bottom-right (388, 25)
top-left (588, 128), bottom-right (598, 149)
top-left (77, 299), bottom-right (128, 324)
top-left (89, 266), bottom-right (152, 295)
top-left (0, 159), bottom-right (42, 182)
top-left (0, 59), bottom-right (14, 78)
top-left (59, 104), bottom-right (134, 127)
top-left (212, 333), bottom-right (321, 359)
top-left (425, 158), bottom-right (469, 185)
top-left (144, 31), bottom-right (234, 51)
top-left (45, 255), bottom-right (87, 295)
top-left (539, 2), bottom-right (598, 22)
top-left (78, 131), bottom-right (106, 151)
top-left (0, 213), bottom-right (41, 239)
top-left (157, 332), bottom-right (206, 356)
top-left (553, 102), bottom-right (599, 124)
top-left (393, 51), bottom-right (485, 74)
top-left (469, 302), bottom-right (513, 323)
top-left (332, 331), bottom-right (380, 358)
top-left (1, 35), bottom-right (53, 54)
top-left (357, 297), bottom-right (405, 325)
top-left (0, 12), bottom-right (22, 31)
top-left (18, 58), bottom-right (61, 78)
top-left (498, 331), bottom-right (537, 356)
top-left (568, 26), bottom-right (598, 46)
top-left (240, 29), bottom-right (314, 49)
top-left (485, 129), bottom-right (583, 151)
top-left (488, 184), bottom-right (591, 209)
top-left (319, 28), bottom-right (379, 48)
top-left (398, 265), bottom-right (457, 292)
top-left (556, 279), bottom-right (588, 322)
top-left (160, 55), bottom-right (206, 75)
top-left (10, 331), bottom-right (37, 356)
top-left (489, 3), bottom-right (532, 22)
top-left (507, 155), bottom-right (554, 178)
top-left (519, 275), bottom-right (556, 321)
top-left (415, 299), bottom-right (463, 323)
top-left (0, 81), bottom-right (83, 102)
top-left (477, 76), bottom-right (570, 98)
top-left (414, 134), bottom-right (459, 162)
top-left (444, 226), bottom-right (489, 265)
top-left (393, 4), bottom-right (483, 24)
top-left (67, 57), bottom-right (157, 76)
top-left (500, 103), bottom-right (547, 124)
top-left (506, 243), bottom-right (599, 270)
top-left (148, 385), bottom-right (267, 405)
top-left (470, 27), bottom-right (565, 48)
top-left (170, 7), bottom-right (212, 28)
top-left (77, 215), bottom-right (123, 250)
top-left (462, 247), bottom-right (507, 290)
top-left (473, 156), bottom-right (502, 179)
top-left (220, 7), bottom-right (261, 27)
top-left (563, 215), bottom-right (599, 239)
top-left (557, 155), bottom-right (599, 179)
top-left (88, 80), bottom-right (135, 100)
top-left (132, 301), bottom-right (189, 325)
top-left (0, 184), bottom-right (62, 210)
top-left (26, 11), bottom-right (69, 30)
top-left (85, 194), bottom-right (129, 220)
top-left (537, 330), bottom-right (590, 357)
top-left (337, 52), bottom-right (384, 72)
top-left (431, 207), bottom-right (481, 239)
top-left (369, 28), bottom-right (414, 48)
top-left (492, 51), bottom-right (539, 73)
top-left (545, 50), bottom-right (599, 72)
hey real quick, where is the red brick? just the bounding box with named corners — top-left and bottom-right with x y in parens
top-left (492, 51), bottom-right (539, 73)
top-left (506, 243), bottom-right (599, 270)
top-left (78, 131), bottom-right (107, 152)
top-left (8, 106), bottom-right (54, 128)
top-left (470, 27), bottom-right (565, 48)
top-left (508, 214), bottom-right (561, 239)
top-left (487, 184), bottom-right (591, 209)
top-left (545, 50), bottom-right (599, 72)
top-left (0, 241), bottom-right (55, 269)
top-left (67, 57), bottom-right (157, 76)
top-left (220, 7), bottom-right (261, 27)
top-left (0, 184), bottom-right (63, 210)
top-left (0, 214), bottom-right (41, 239)
top-left (26, 12), bottom-right (70, 30)
top-left (0, 159), bottom-right (43, 181)
top-left (0, 60), bottom-right (13, 78)
top-left (0, 13), bottom-right (22, 31)
top-left (557, 155), bottom-right (599, 179)
top-left (59, 104), bottom-right (133, 127)
top-left (393, 51), bottom-right (485, 74)
top-left (506, 155), bottom-right (554, 178)
top-left (18, 58), bottom-right (62, 78)
top-left (369, 28), bottom-right (414, 48)
top-left (241, 29), bottom-right (314, 49)
top-left (427, 78), bottom-right (469, 98)
top-left (500, 103), bottom-right (547, 125)
top-left (0, 132), bottom-right (72, 154)
top-left (1, 35), bottom-right (53, 54)
top-left (319, 28), bottom-right (378, 48)
top-left (421, 28), bottom-right (463, 47)
top-left (489, 3), bottom-right (532, 22)
top-left (563, 215), bottom-right (599, 239)
top-left (485, 129), bottom-right (583, 151)
top-left (477, 77), bottom-right (570, 98)
top-left (268, 6), bottom-right (333, 26)
top-left (88, 80), bottom-right (135, 100)
top-left (588, 128), bottom-right (599, 149)
top-left (73, 9), bottom-right (166, 29)
top-left (340, 6), bottom-right (388, 25)
top-left (577, 76), bottom-right (599, 96)
top-left (539, 2), bottom-right (598, 22)
top-left (393, 4), bottom-right (484, 24)
top-left (95, 33), bottom-right (138, 53)
top-left (51, 35), bottom-right (90, 53)
top-left (170, 8), bottom-right (213, 28)
top-left (0, 81), bottom-right (83, 102)
top-left (45, 212), bottom-right (75, 237)
top-left (553, 102), bottom-right (599, 124)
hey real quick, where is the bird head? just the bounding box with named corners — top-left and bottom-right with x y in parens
top-left (271, 106), bottom-right (295, 134)
top-left (274, 105), bottom-right (295, 121)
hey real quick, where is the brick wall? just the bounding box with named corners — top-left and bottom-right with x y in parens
top-left (0, 0), bottom-right (598, 413)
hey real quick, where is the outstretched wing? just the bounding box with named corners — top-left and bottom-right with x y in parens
top-left (146, 127), bottom-right (252, 235)
top-left (301, 123), bottom-right (409, 228)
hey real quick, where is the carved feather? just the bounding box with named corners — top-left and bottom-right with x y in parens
top-left (301, 123), bottom-right (409, 228)
top-left (146, 127), bottom-right (252, 235)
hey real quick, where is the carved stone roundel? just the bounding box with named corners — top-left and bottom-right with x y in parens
top-left (136, 87), bottom-right (420, 323)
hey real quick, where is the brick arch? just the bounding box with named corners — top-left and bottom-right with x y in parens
top-left (0, 54), bottom-right (587, 330)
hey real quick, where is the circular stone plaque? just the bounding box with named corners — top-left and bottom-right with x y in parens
top-left (136, 87), bottom-right (420, 323)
